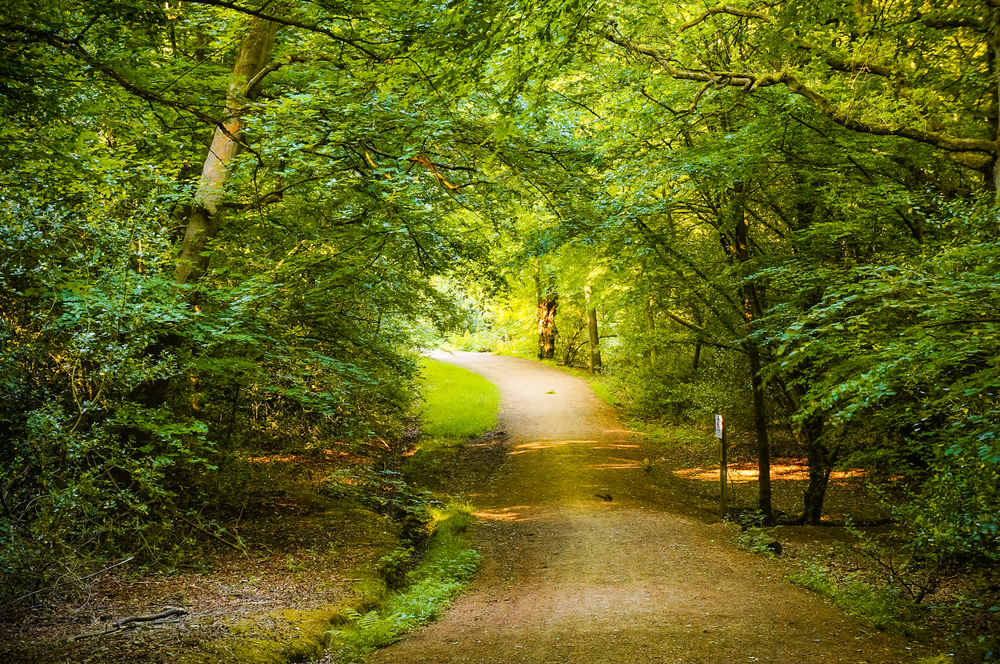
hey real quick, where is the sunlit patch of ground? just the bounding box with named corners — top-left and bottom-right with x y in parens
top-left (509, 440), bottom-right (640, 456)
top-left (590, 457), bottom-right (641, 470)
top-left (673, 460), bottom-right (867, 483)
top-left (508, 440), bottom-right (596, 455)
top-left (474, 506), bottom-right (539, 522)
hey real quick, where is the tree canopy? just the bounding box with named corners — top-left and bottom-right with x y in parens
top-left (2, 0), bottom-right (998, 613)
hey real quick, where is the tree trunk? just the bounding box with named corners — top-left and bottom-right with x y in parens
top-left (585, 283), bottom-right (602, 373)
top-left (728, 182), bottom-right (774, 523)
top-left (747, 343), bottom-right (773, 524)
top-left (645, 297), bottom-right (658, 367)
top-left (174, 12), bottom-right (281, 285)
top-left (798, 412), bottom-right (836, 525)
top-left (537, 295), bottom-right (558, 360)
top-left (991, 21), bottom-right (1000, 197)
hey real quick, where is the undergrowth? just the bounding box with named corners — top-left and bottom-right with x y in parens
top-left (631, 421), bottom-right (714, 449)
top-left (329, 502), bottom-right (480, 661)
top-left (787, 562), bottom-right (918, 635)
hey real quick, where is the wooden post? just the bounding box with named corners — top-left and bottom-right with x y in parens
top-left (716, 414), bottom-right (728, 518)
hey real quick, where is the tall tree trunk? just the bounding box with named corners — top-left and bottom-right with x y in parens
top-left (175, 12), bottom-right (282, 285)
top-left (585, 283), bottom-right (602, 372)
top-left (537, 295), bottom-right (558, 360)
top-left (747, 343), bottom-right (773, 524)
top-left (646, 297), bottom-right (658, 367)
top-left (726, 182), bottom-right (774, 523)
top-left (990, 20), bottom-right (1000, 197)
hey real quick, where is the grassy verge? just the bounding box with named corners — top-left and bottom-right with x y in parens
top-left (406, 357), bottom-right (502, 480)
top-left (418, 357), bottom-right (500, 439)
top-left (321, 358), bottom-right (499, 661)
top-left (786, 563), bottom-right (920, 636)
top-left (328, 502), bottom-right (480, 662)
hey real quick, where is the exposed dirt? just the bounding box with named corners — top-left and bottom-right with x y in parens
top-left (370, 351), bottom-right (928, 664)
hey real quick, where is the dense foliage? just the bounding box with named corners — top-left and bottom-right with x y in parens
top-left (451, 0), bottom-right (1000, 559)
top-left (2, 5), bottom-right (998, 648)
top-left (0, 0), bottom-right (504, 599)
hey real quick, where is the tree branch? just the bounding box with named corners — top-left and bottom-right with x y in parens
top-left (924, 317), bottom-right (1000, 328)
top-left (241, 53), bottom-right (344, 97)
top-left (606, 33), bottom-right (999, 155)
top-left (183, 0), bottom-right (389, 60)
top-left (679, 5), bottom-right (771, 32)
top-left (921, 15), bottom-right (986, 31)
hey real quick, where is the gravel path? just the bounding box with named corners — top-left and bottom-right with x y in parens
top-left (371, 352), bottom-right (919, 664)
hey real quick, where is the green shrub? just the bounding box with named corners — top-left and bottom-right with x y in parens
top-left (788, 563), bottom-right (915, 634)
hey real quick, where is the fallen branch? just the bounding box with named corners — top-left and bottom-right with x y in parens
top-left (74, 607), bottom-right (187, 641)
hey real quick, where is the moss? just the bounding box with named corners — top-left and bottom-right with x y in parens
top-left (174, 507), bottom-right (402, 664)
top-left (176, 607), bottom-right (354, 664)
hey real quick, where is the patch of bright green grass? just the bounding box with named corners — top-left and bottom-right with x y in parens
top-left (588, 378), bottom-right (615, 406)
top-left (418, 357), bottom-right (500, 439)
top-left (329, 502), bottom-right (481, 661)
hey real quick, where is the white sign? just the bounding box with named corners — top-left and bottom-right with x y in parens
top-left (715, 414), bottom-right (723, 439)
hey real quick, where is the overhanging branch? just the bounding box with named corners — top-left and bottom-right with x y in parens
top-left (183, 0), bottom-right (390, 60)
top-left (606, 33), bottom-right (999, 156)
top-left (679, 5), bottom-right (771, 32)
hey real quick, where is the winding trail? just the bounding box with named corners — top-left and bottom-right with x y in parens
top-left (371, 352), bottom-right (917, 664)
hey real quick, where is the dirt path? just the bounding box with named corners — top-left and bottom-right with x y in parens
top-left (371, 352), bottom-right (919, 664)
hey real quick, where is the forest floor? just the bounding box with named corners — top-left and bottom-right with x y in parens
top-left (2, 351), bottom-right (940, 663)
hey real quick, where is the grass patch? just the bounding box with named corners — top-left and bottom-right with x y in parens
top-left (787, 563), bottom-right (919, 635)
top-left (588, 378), bottom-right (615, 406)
top-left (418, 357), bottom-right (500, 439)
top-left (328, 501), bottom-right (481, 661)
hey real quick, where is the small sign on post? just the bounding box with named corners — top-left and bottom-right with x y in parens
top-left (715, 414), bottom-right (728, 518)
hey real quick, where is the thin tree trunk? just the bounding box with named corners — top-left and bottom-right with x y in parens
top-left (691, 305), bottom-right (702, 372)
top-left (175, 12), bottom-right (282, 285)
top-left (991, 21), bottom-right (1000, 197)
top-left (728, 182), bottom-right (774, 523)
top-left (585, 283), bottom-right (602, 373)
top-left (747, 343), bottom-right (773, 524)
top-left (646, 297), bottom-right (658, 367)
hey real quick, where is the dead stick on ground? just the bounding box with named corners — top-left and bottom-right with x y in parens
top-left (74, 607), bottom-right (187, 641)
